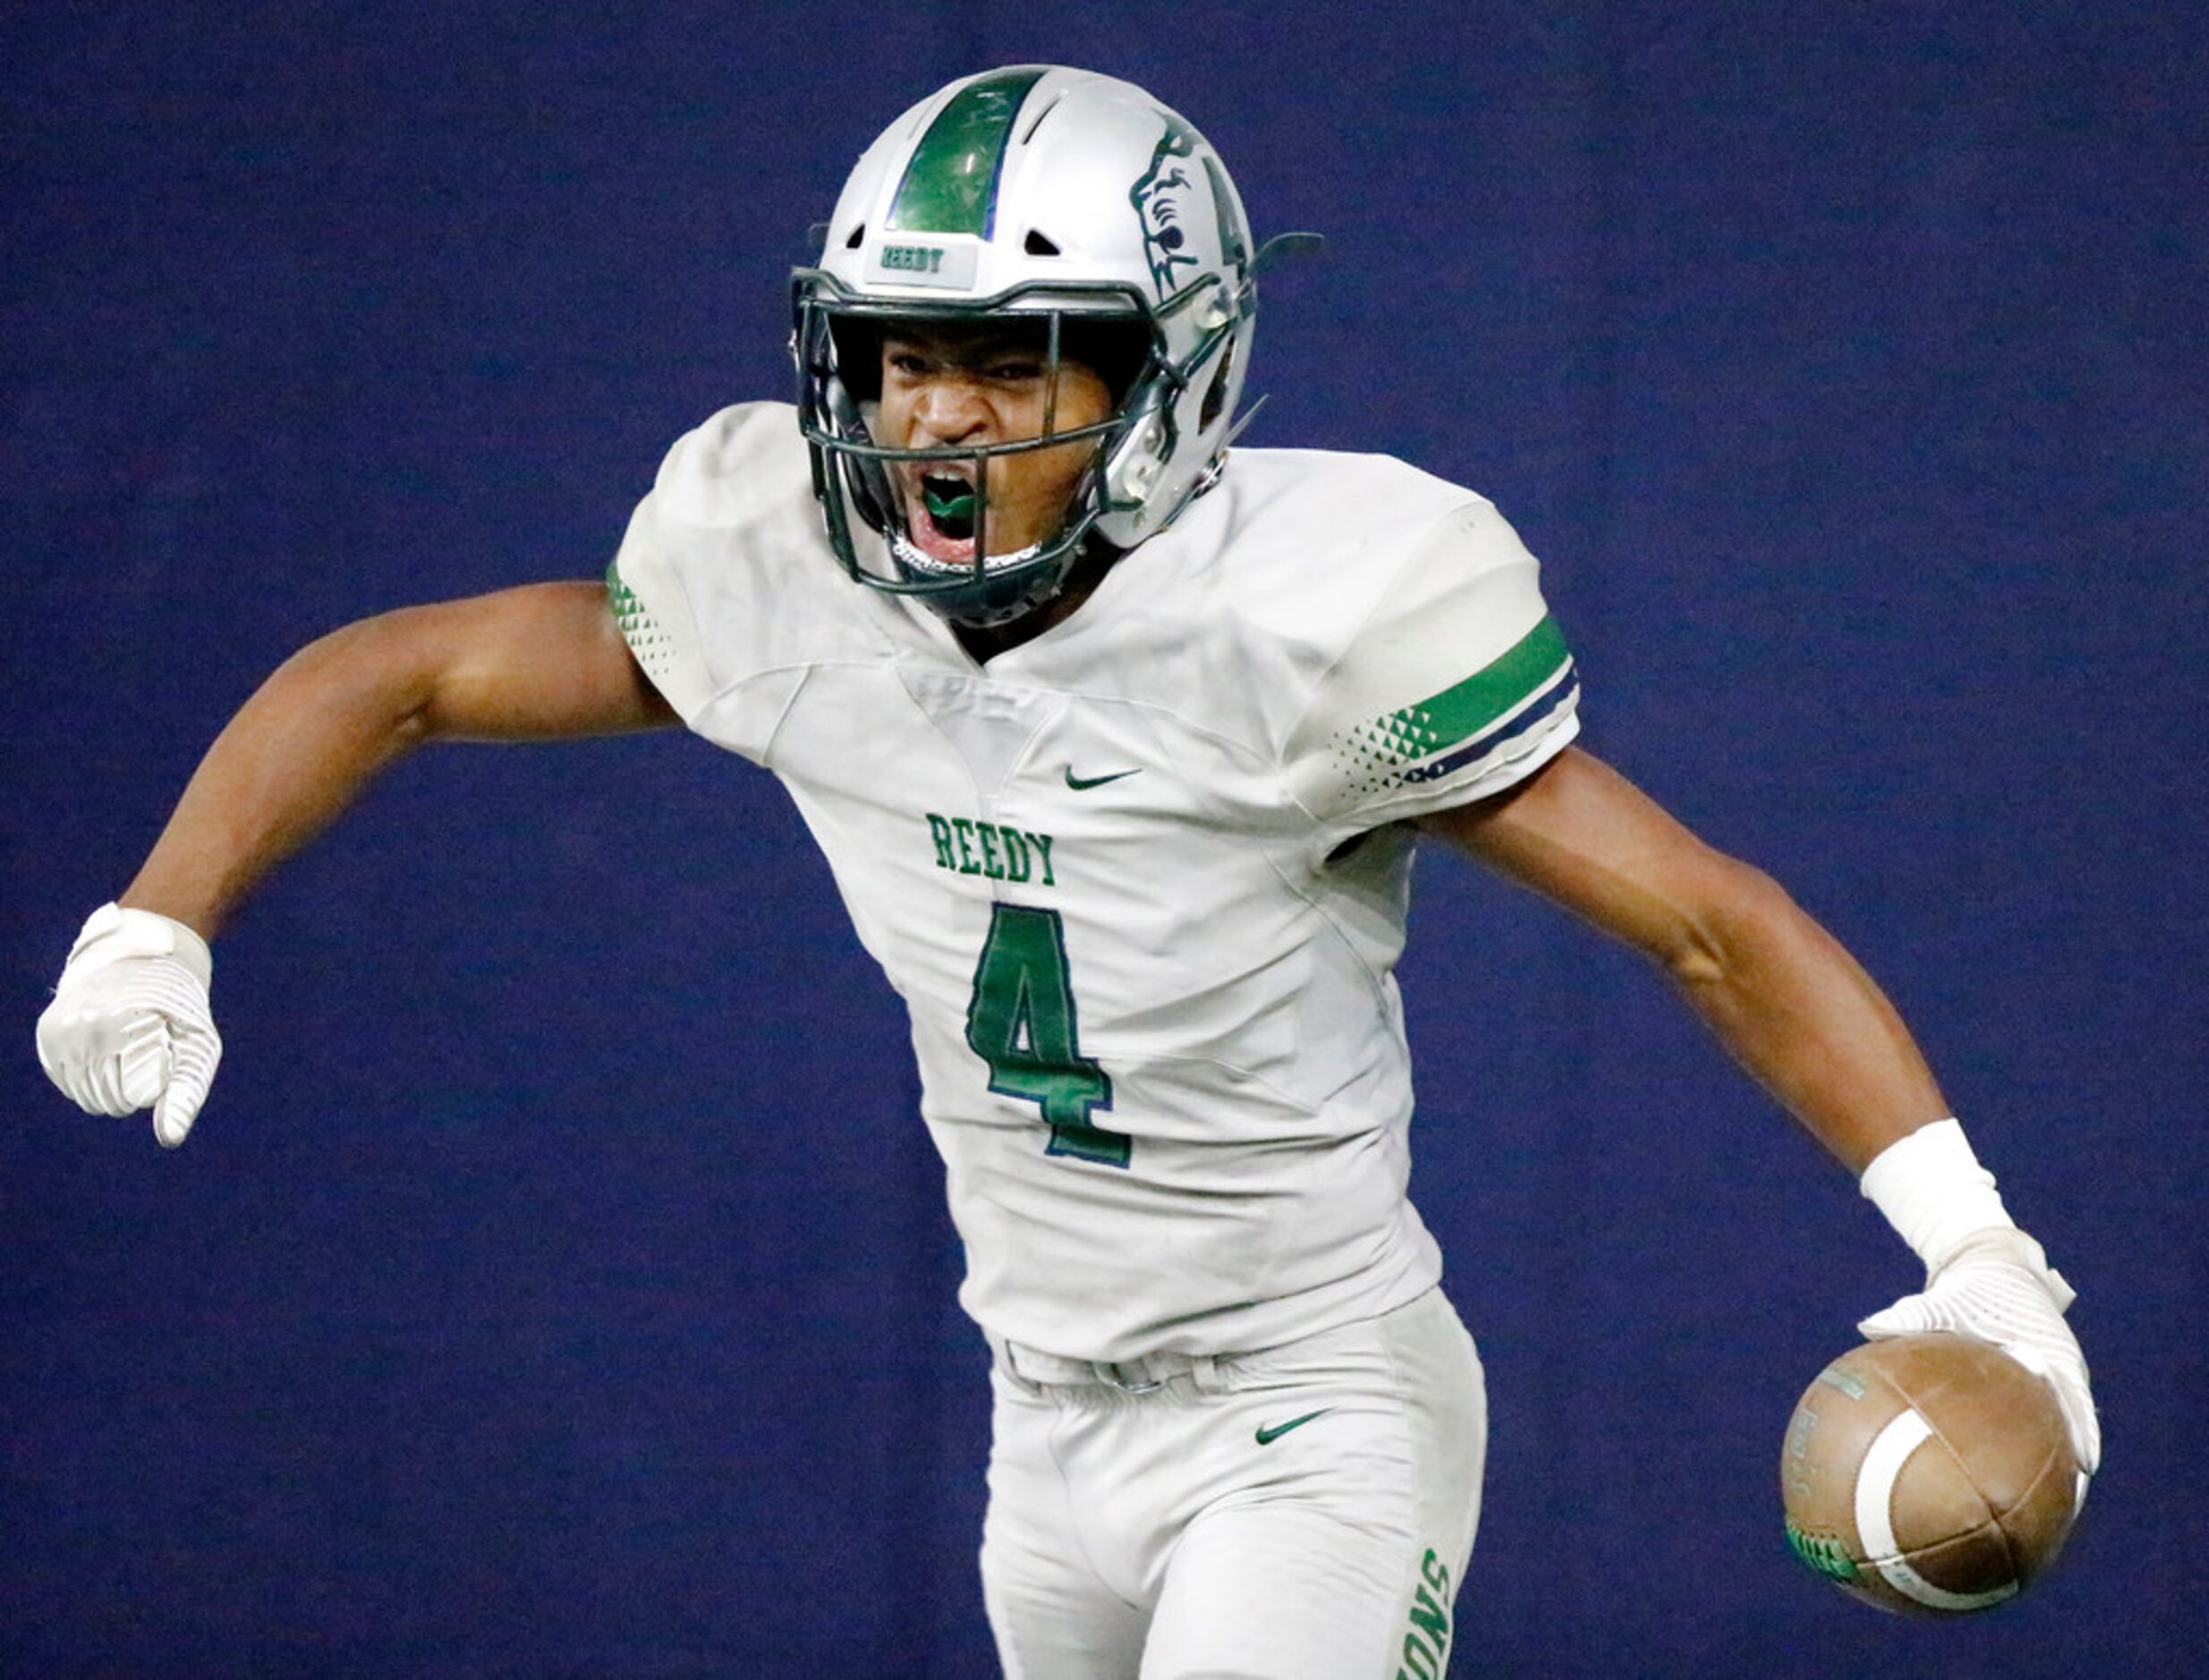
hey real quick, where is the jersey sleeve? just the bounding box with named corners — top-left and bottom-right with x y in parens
top-left (602, 428), bottom-right (723, 725)
top-left (1282, 496), bottom-right (1581, 835)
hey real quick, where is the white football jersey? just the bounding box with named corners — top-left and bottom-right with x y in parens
top-left (611, 403), bottom-right (1580, 1362)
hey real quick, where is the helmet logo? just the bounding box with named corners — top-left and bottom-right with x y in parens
top-left (1129, 119), bottom-right (1202, 298)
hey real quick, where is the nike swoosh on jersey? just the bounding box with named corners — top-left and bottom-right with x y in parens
top-left (1064, 766), bottom-right (1143, 791)
top-left (1254, 1407), bottom-right (1334, 1446)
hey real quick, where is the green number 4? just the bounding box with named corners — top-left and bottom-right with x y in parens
top-left (965, 904), bottom-right (1129, 1168)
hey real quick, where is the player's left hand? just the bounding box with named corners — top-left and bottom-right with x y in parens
top-left (1860, 1226), bottom-right (2100, 1478)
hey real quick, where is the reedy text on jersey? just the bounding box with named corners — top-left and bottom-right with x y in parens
top-left (925, 814), bottom-right (1058, 887)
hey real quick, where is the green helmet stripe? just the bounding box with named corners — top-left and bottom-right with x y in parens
top-left (888, 66), bottom-right (1046, 237)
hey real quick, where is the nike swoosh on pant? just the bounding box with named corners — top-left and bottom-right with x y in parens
top-left (1254, 1408), bottom-right (1334, 1446)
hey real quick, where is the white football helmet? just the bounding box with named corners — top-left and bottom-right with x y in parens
top-left (793, 65), bottom-right (1279, 626)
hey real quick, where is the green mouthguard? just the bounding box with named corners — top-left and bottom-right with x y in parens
top-left (923, 481), bottom-right (978, 524)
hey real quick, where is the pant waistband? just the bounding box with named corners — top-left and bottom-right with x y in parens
top-left (990, 1334), bottom-right (1221, 1396)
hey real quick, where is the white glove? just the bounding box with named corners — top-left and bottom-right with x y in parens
top-left (1860, 1227), bottom-right (2101, 1477)
top-left (1857, 1117), bottom-right (2099, 1479)
top-left (36, 903), bottom-right (221, 1148)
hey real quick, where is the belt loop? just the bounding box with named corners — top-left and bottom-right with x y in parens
top-left (1190, 1353), bottom-right (1224, 1396)
top-left (989, 1332), bottom-right (1044, 1396)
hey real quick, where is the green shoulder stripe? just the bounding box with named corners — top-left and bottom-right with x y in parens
top-left (606, 559), bottom-right (674, 678)
top-left (1381, 615), bottom-right (1571, 758)
top-left (888, 67), bottom-right (1045, 236)
top-left (1330, 613), bottom-right (1574, 801)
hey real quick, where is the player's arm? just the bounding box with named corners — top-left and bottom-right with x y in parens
top-left (37, 581), bottom-right (676, 1143)
top-left (123, 581), bottom-right (675, 938)
top-left (1420, 743), bottom-right (1939, 1172)
top-left (1419, 744), bottom-right (2099, 1473)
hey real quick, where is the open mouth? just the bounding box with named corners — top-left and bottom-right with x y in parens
top-left (905, 471), bottom-right (981, 567)
top-left (923, 475), bottom-right (977, 539)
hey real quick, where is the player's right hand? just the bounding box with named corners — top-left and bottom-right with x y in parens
top-left (36, 903), bottom-right (221, 1148)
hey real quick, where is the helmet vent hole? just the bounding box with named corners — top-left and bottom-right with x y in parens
top-left (1021, 94), bottom-right (1066, 143)
top-left (845, 224), bottom-right (865, 250)
top-left (1024, 229), bottom-right (1061, 257)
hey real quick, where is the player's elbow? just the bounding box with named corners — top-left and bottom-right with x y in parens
top-left (1655, 853), bottom-right (1805, 995)
top-left (268, 609), bottom-right (446, 749)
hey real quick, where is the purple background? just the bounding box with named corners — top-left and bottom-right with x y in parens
top-left (4, 2), bottom-right (2204, 1672)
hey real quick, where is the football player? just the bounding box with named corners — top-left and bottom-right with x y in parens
top-left (37, 66), bottom-right (2095, 1676)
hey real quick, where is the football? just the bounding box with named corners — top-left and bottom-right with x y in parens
top-left (1780, 1332), bottom-right (2082, 1614)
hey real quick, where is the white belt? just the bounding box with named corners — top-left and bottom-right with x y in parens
top-left (993, 1335), bottom-right (1222, 1396)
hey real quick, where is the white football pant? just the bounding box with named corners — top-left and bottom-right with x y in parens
top-left (981, 1288), bottom-right (1485, 1679)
